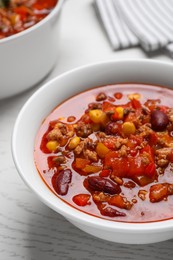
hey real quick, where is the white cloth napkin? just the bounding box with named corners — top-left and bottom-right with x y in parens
top-left (94, 0), bottom-right (173, 55)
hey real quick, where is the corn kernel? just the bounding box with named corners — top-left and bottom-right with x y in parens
top-left (96, 142), bottom-right (110, 158)
top-left (128, 93), bottom-right (141, 100)
top-left (46, 141), bottom-right (59, 151)
top-left (68, 136), bottom-right (80, 149)
top-left (83, 165), bottom-right (102, 173)
top-left (115, 107), bottom-right (124, 119)
top-left (89, 109), bottom-right (107, 124)
top-left (101, 113), bottom-right (109, 126)
top-left (122, 122), bottom-right (136, 135)
top-left (10, 14), bottom-right (19, 26)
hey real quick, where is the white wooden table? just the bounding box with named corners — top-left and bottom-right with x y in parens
top-left (1, 0), bottom-right (173, 259)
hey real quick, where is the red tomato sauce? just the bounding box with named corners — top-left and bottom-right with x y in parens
top-left (0, 0), bottom-right (57, 39)
top-left (34, 84), bottom-right (173, 223)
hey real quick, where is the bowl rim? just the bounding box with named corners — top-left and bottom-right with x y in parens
top-left (0, 0), bottom-right (64, 45)
top-left (12, 59), bottom-right (173, 233)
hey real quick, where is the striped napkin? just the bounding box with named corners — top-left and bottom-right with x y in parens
top-left (94, 0), bottom-right (173, 55)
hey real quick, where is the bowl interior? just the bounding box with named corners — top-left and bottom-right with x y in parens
top-left (12, 60), bottom-right (173, 232)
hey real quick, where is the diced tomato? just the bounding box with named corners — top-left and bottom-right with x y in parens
top-left (111, 111), bottom-right (119, 121)
top-left (124, 109), bottom-right (140, 123)
top-left (109, 195), bottom-right (132, 210)
top-left (144, 99), bottom-right (160, 111)
top-left (141, 145), bottom-right (154, 161)
top-left (159, 106), bottom-right (169, 113)
top-left (131, 99), bottom-right (142, 109)
top-left (73, 194), bottom-right (91, 206)
top-left (100, 169), bottom-right (111, 177)
top-left (127, 156), bottom-right (146, 176)
top-left (14, 6), bottom-right (31, 20)
top-left (80, 113), bottom-right (92, 124)
top-left (49, 120), bottom-right (59, 129)
top-left (103, 138), bottom-right (118, 150)
top-left (75, 158), bottom-right (90, 169)
top-left (127, 135), bottom-right (143, 149)
top-left (47, 156), bottom-right (56, 169)
top-left (102, 101), bottom-right (115, 113)
top-left (149, 132), bottom-right (158, 146)
top-left (32, 0), bottom-right (57, 10)
top-left (108, 195), bottom-right (125, 208)
top-left (149, 184), bottom-right (168, 203)
top-left (168, 150), bottom-right (173, 163)
top-left (157, 132), bottom-right (173, 146)
top-left (104, 151), bottom-right (119, 165)
top-left (145, 163), bottom-right (156, 178)
top-left (104, 147), bottom-right (156, 182)
top-left (104, 152), bottom-right (130, 178)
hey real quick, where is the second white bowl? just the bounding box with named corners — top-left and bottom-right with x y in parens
top-left (0, 0), bottom-right (64, 99)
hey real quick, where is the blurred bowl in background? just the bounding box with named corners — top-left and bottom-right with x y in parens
top-left (0, 0), bottom-right (64, 100)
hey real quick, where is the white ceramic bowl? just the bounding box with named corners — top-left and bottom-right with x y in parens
top-left (12, 60), bottom-right (173, 244)
top-left (0, 0), bottom-right (64, 100)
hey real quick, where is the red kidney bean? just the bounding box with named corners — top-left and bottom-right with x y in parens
top-left (54, 169), bottom-right (72, 195)
top-left (105, 122), bottom-right (121, 135)
top-left (88, 176), bottom-right (121, 194)
top-left (151, 110), bottom-right (169, 131)
top-left (101, 206), bottom-right (126, 217)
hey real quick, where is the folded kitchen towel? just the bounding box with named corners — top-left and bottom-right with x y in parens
top-left (94, 0), bottom-right (173, 55)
